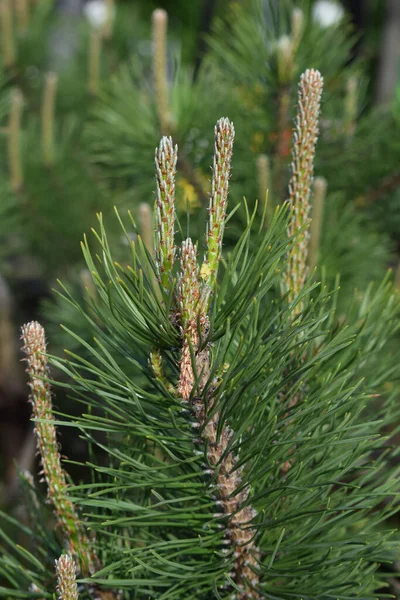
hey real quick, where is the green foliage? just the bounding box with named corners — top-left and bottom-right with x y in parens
top-left (0, 2), bottom-right (400, 598)
top-left (2, 198), bottom-right (400, 598)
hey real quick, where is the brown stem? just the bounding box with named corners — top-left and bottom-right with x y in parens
top-left (177, 239), bottom-right (259, 598)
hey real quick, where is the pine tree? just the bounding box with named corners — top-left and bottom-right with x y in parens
top-left (1, 67), bottom-right (399, 599)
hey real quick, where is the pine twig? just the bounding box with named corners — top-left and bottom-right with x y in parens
top-left (21, 322), bottom-right (98, 577)
top-left (154, 136), bottom-right (178, 293)
top-left (55, 555), bottom-right (79, 600)
top-left (201, 117), bottom-right (235, 303)
top-left (8, 89), bottom-right (24, 192)
top-left (177, 238), bottom-right (260, 599)
top-left (175, 122), bottom-right (259, 598)
top-left (284, 69), bottom-right (323, 313)
top-left (42, 73), bottom-right (58, 166)
top-left (177, 239), bottom-right (207, 401)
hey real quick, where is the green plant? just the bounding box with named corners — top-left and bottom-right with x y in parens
top-left (1, 68), bottom-right (399, 600)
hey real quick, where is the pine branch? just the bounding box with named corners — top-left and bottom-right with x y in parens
top-left (173, 121), bottom-right (259, 598)
top-left (21, 321), bottom-right (99, 577)
top-left (177, 238), bottom-right (208, 401)
top-left (201, 117), bottom-right (235, 303)
top-left (154, 135), bottom-right (178, 293)
top-left (284, 69), bottom-right (323, 313)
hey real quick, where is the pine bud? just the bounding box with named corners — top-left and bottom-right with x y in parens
top-left (154, 136), bottom-right (178, 292)
top-left (284, 69), bottom-right (323, 311)
top-left (21, 321), bottom-right (97, 576)
top-left (202, 117), bottom-right (235, 299)
top-left (55, 554), bottom-right (79, 600)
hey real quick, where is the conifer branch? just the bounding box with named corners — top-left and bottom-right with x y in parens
top-left (177, 239), bottom-right (207, 401)
top-left (21, 321), bottom-right (98, 576)
top-left (173, 125), bottom-right (258, 597)
top-left (308, 176), bottom-right (327, 272)
top-left (177, 237), bottom-right (259, 597)
top-left (152, 8), bottom-right (170, 135)
top-left (8, 89), bottom-right (24, 192)
top-left (201, 117), bottom-right (235, 301)
top-left (154, 135), bottom-right (177, 292)
top-left (42, 73), bottom-right (58, 166)
top-left (284, 69), bottom-right (323, 312)
top-left (55, 554), bottom-right (79, 600)
top-left (0, 0), bottom-right (15, 68)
